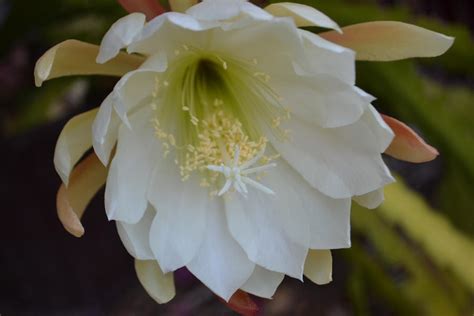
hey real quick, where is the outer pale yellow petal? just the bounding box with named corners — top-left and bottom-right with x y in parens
top-left (320, 21), bottom-right (454, 61)
top-left (34, 39), bottom-right (144, 87)
top-left (54, 108), bottom-right (98, 186)
top-left (304, 250), bottom-right (332, 285)
top-left (135, 260), bottom-right (176, 304)
top-left (56, 154), bottom-right (107, 238)
top-left (169, 0), bottom-right (198, 12)
top-left (264, 2), bottom-right (340, 31)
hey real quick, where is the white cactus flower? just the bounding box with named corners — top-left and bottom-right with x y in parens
top-left (37, 0), bottom-right (453, 305)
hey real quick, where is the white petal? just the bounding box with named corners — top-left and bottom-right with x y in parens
top-left (147, 163), bottom-right (208, 273)
top-left (240, 2), bottom-right (274, 21)
top-left (135, 259), bottom-right (175, 304)
top-left (216, 17), bottom-right (304, 64)
top-left (54, 108), bottom-right (98, 185)
top-left (271, 117), bottom-right (394, 199)
top-left (240, 266), bottom-right (284, 299)
top-left (92, 94), bottom-right (119, 166)
top-left (225, 157), bottom-right (350, 278)
top-left (92, 93), bottom-right (113, 144)
top-left (364, 104), bottom-right (394, 152)
top-left (97, 13), bottom-right (146, 64)
top-left (271, 74), bottom-right (366, 128)
top-left (186, 0), bottom-right (245, 21)
top-left (353, 188), bottom-right (385, 209)
top-left (299, 29), bottom-right (355, 84)
top-left (116, 205), bottom-right (155, 260)
top-left (187, 198), bottom-right (255, 301)
top-left (128, 12), bottom-right (214, 56)
top-left (112, 69), bottom-right (158, 127)
top-left (139, 52), bottom-right (168, 72)
top-left (186, 0), bottom-right (272, 22)
top-left (296, 177), bottom-right (351, 249)
top-left (265, 2), bottom-right (340, 31)
top-left (109, 61), bottom-right (169, 129)
top-left (104, 108), bottom-right (157, 224)
top-left (225, 160), bottom-right (311, 279)
top-left (304, 250), bottom-right (332, 285)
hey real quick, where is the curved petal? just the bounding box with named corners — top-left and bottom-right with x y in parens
top-left (135, 259), bottom-right (175, 304)
top-left (34, 40), bottom-right (144, 87)
top-left (169, 0), bottom-right (198, 13)
top-left (304, 250), bottom-right (332, 285)
top-left (225, 157), bottom-right (350, 278)
top-left (147, 163), bottom-right (208, 273)
top-left (97, 13), bottom-right (146, 64)
top-left (118, 0), bottom-right (165, 21)
top-left (111, 69), bottom-right (161, 128)
top-left (217, 18), bottom-right (303, 65)
top-left (353, 188), bottom-right (385, 209)
top-left (271, 73), bottom-right (367, 128)
top-left (299, 29), bottom-right (355, 84)
top-left (264, 2), bottom-right (340, 31)
top-left (104, 108), bottom-right (158, 224)
top-left (360, 104), bottom-right (394, 153)
top-left (320, 21), bottom-right (454, 61)
top-left (56, 154), bottom-right (107, 237)
top-left (382, 115), bottom-right (439, 163)
top-left (271, 117), bottom-right (394, 199)
top-left (136, 12), bottom-right (215, 52)
top-left (305, 195), bottom-right (351, 250)
top-left (185, 0), bottom-right (272, 22)
top-left (116, 205), bottom-right (155, 260)
top-left (93, 58), bottom-right (165, 163)
top-left (92, 94), bottom-right (120, 166)
top-left (54, 108), bottom-right (98, 185)
top-left (187, 198), bottom-right (255, 301)
top-left (185, 0), bottom-right (245, 21)
top-left (241, 266), bottom-right (284, 299)
top-left (224, 188), bottom-right (308, 278)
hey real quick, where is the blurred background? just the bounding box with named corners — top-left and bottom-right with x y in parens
top-left (0, 0), bottom-right (473, 315)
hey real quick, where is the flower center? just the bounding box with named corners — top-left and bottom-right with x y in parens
top-left (150, 47), bottom-right (287, 195)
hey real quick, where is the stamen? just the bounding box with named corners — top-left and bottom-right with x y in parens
top-left (218, 180), bottom-right (232, 196)
top-left (216, 56), bottom-right (228, 70)
top-left (242, 177), bottom-right (275, 195)
top-left (241, 163), bottom-right (277, 175)
top-left (207, 145), bottom-right (277, 197)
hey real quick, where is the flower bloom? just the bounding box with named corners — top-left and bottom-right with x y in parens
top-left (36, 0), bottom-right (453, 305)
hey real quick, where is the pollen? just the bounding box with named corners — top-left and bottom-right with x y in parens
top-left (154, 110), bottom-right (270, 187)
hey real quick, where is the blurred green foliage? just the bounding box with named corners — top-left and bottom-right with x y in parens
top-left (1, 0), bottom-right (473, 315)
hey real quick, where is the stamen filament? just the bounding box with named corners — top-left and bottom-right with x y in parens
top-left (207, 145), bottom-right (276, 197)
top-left (241, 163), bottom-right (277, 175)
top-left (241, 177), bottom-right (275, 195)
top-left (218, 179), bottom-right (232, 196)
